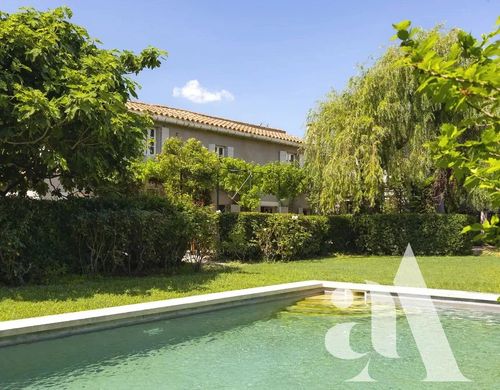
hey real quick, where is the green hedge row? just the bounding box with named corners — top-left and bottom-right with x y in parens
top-left (353, 213), bottom-right (475, 255)
top-left (0, 197), bottom-right (193, 285)
top-left (218, 212), bottom-right (475, 260)
top-left (0, 197), bottom-right (475, 284)
top-left (218, 213), bottom-right (330, 261)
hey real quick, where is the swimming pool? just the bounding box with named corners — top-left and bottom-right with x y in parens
top-left (1, 293), bottom-right (499, 389)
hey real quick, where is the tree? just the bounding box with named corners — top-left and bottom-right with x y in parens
top-left (394, 19), bottom-right (499, 243)
top-left (136, 136), bottom-right (308, 210)
top-left (260, 162), bottom-right (305, 207)
top-left (0, 7), bottom-right (165, 197)
top-left (304, 31), bottom-right (471, 214)
top-left (219, 157), bottom-right (262, 210)
top-left (137, 137), bottom-right (219, 205)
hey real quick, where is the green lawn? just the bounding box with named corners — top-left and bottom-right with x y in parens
top-left (0, 255), bottom-right (498, 321)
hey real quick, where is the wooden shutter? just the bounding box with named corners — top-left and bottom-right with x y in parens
top-left (227, 146), bottom-right (234, 157)
top-left (159, 127), bottom-right (169, 153)
top-left (298, 153), bottom-right (304, 167)
top-left (155, 127), bottom-right (162, 154)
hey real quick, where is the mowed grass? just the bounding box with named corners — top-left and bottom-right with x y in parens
top-left (0, 255), bottom-right (498, 321)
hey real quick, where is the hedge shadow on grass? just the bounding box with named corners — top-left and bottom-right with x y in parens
top-left (0, 263), bottom-right (242, 304)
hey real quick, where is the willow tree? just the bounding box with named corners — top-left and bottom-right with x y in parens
top-left (305, 30), bottom-right (469, 214)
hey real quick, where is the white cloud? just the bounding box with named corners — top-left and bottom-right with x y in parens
top-left (172, 80), bottom-right (234, 103)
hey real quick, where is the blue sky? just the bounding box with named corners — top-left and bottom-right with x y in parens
top-left (3, 1), bottom-right (498, 136)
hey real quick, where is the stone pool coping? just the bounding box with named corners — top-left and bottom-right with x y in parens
top-left (0, 280), bottom-right (498, 347)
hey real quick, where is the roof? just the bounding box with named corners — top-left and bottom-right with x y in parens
top-left (126, 101), bottom-right (302, 144)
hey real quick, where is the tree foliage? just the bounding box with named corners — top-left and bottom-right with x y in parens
top-left (260, 162), bottom-right (305, 206)
top-left (0, 7), bottom-right (166, 196)
top-left (137, 138), bottom-right (219, 205)
top-left (304, 31), bottom-right (469, 214)
top-left (394, 18), bottom-right (500, 243)
top-left (220, 159), bottom-right (305, 209)
top-left (219, 157), bottom-right (262, 210)
top-left (136, 137), bottom-right (306, 209)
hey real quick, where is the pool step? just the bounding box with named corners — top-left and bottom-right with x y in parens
top-left (279, 294), bottom-right (371, 317)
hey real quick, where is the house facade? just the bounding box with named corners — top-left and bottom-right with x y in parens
top-left (127, 101), bottom-right (309, 213)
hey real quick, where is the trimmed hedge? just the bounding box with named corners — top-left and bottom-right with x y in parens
top-left (0, 199), bottom-right (476, 284)
top-left (218, 212), bottom-right (269, 260)
top-left (218, 212), bottom-right (475, 261)
top-left (353, 213), bottom-right (475, 255)
top-left (327, 215), bottom-right (357, 253)
top-left (0, 196), bottom-right (193, 285)
top-left (218, 213), bottom-right (330, 261)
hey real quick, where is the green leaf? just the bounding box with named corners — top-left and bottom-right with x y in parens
top-left (392, 20), bottom-right (411, 31)
top-left (461, 225), bottom-right (472, 233)
top-left (397, 30), bottom-right (409, 40)
top-left (471, 223), bottom-right (484, 231)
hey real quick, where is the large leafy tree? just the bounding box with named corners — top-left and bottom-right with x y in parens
top-left (305, 31), bottom-right (469, 214)
top-left (0, 7), bottom-right (165, 196)
top-left (394, 19), bottom-right (499, 243)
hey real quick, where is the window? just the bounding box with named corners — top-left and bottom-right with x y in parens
top-left (287, 152), bottom-right (298, 163)
top-left (215, 145), bottom-right (227, 157)
top-left (279, 150), bottom-right (299, 163)
top-left (146, 128), bottom-right (156, 156)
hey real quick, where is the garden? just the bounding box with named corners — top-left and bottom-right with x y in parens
top-left (0, 5), bottom-right (499, 389)
top-left (0, 7), bottom-right (498, 321)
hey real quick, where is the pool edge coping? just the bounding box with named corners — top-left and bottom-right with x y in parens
top-left (0, 281), bottom-right (498, 345)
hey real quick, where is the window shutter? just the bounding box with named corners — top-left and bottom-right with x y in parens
top-left (227, 146), bottom-right (234, 158)
top-left (279, 150), bottom-right (287, 162)
top-left (155, 127), bottom-right (162, 154)
top-left (161, 127), bottom-right (169, 150)
top-left (298, 153), bottom-right (304, 167)
top-left (209, 144), bottom-right (216, 152)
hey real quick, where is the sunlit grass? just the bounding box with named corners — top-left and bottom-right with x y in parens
top-left (0, 255), bottom-right (498, 321)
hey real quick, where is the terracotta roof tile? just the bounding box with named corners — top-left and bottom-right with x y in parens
top-left (127, 101), bottom-right (302, 144)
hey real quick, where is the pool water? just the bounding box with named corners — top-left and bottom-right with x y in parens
top-left (0, 295), bottom-right (499, 389)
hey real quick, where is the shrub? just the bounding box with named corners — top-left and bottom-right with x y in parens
top-left (327, 215), bottom-right (357, 253)
top-left (353, 213), bottom-right (475, 256)
top-left (0, 196), bottom-right (195, 285)
top-left (218, 213), bottom-right (330, 261)
top-left (0, 198), bottom-right (476, 285)
top-left (255, 216), bottom-right (312, 261)
top-left (74, 208), bottom-right (189, 275)
top-left (218, 219), bottom-right (249, 261)
top-left (219, 212), bottom-right (475, 260)
top-left (0, 199), bottom-right (71, 284)
top-left (297, 215), bottom-right (331, 257)
top-left (183, 204), bottom-right (219, 271)
top-left (218, 212), bottom-right (271, 260)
